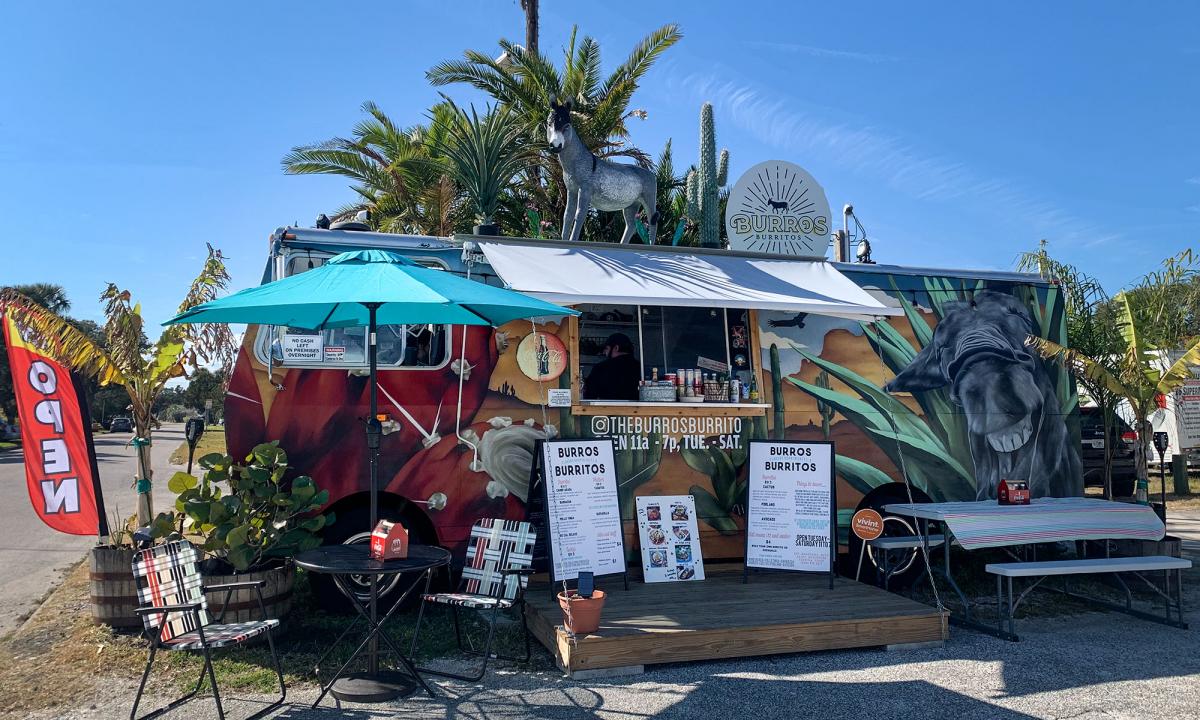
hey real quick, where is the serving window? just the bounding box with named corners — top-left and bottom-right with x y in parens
top-left (574, 303), bottom-right (759, 404)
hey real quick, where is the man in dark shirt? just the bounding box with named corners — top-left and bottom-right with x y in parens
top-left (584, 333), bottom-right (642, 401)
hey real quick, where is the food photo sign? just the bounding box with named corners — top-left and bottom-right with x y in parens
top-left (539, 439), bottom-right (627, 584)
top-left (636, 495), bottom-right (705, 583)
top-left (744, 440), bottom-right (837, 586)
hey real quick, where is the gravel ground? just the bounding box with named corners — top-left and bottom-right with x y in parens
top-left (23, 583), bottom-right (1200, 720)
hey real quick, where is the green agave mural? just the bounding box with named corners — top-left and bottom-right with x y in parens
top-left (784, 275), bottom-right (1075, 503)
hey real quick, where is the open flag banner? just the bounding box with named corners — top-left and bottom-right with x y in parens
top-left (3, 315), bottom-right (101, 535)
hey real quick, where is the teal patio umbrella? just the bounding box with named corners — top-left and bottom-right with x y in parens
top-left (167, 249), bottom-right (576, 697)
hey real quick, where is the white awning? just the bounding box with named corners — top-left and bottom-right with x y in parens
top-left (475, 241), bottom-right (901, 318)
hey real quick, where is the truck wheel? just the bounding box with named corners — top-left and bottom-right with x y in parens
top-left (844, 483), bottom-right (935, 591)
top-left (309, 503), bottom-right (443, 614)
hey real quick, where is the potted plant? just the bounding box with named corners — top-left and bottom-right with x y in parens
top-left (87, 510), bottom-right (143, 628)
top-left (155, 442), bottom-right (336, 624)
top-left (433, 100), bottom-right (530, 236)
top-left (557, 581), bottom-right (606, 635)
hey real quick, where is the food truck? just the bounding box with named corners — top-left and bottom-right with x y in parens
top-left (225, 218), bottom-right (1083, 605)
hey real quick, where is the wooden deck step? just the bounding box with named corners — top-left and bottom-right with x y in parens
top-left (524, 570), bottom-right (947, 674)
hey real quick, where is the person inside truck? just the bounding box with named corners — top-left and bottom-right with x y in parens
top-left (584, 333), bottom-right (641, 401)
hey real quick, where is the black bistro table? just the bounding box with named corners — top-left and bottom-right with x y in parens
top-left (295, 544), bottom-right (451, 706)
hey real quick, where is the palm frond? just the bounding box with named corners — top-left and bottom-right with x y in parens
top-left (0, 288), bottom-right (123, 385)
top-left (1027, 335), bottom-right (1128, 398)
top-left (601, 23), bottom-right (682, 96)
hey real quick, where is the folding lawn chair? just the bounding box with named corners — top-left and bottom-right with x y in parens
top-left (409, 518), bottom-right (536, 681)
top-left (129, 540), bottom-right (285, 720)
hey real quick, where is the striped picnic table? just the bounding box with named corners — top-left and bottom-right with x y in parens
top-left (882, 497), bottom-right (1165, 550)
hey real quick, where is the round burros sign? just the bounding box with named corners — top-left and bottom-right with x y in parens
top-left (726, 160), bottom-right (831, 258)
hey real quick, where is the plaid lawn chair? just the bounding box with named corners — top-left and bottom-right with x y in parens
top-left (130, 540), bottom-right (285, 720)
top-left (409, 518), bottom-right (536, 681)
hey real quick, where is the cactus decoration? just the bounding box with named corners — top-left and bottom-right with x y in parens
top-left (770, 344), bottom-right (787, 439)
top-left (685, 103), bottom-right (730, 248)
top-left (814, 370), bottom-right (836, 439)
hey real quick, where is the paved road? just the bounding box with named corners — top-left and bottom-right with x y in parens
top-left (0, 423), bottom-right (185, 636)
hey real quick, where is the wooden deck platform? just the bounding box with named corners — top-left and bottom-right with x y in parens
top-left (525, 569), bottom-right (947, 675)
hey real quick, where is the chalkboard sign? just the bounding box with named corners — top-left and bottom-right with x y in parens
top-left (525, 439), bottom-right (628, 591)
top-left (743, 440), bottom-right (837, 587)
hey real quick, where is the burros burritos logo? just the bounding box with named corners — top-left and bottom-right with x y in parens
top-left (726, 160), bottom-right (831, 259)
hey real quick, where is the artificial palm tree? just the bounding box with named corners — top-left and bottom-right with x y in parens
top-left (1029, 250), bottom-right (1200, 502)
top-left (1, 246), bottom-right (235, 526)
top-left (427, 24), bottom-right (682, 235)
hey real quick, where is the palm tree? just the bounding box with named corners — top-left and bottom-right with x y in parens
top-left (1018, 243), bottom-right (1124, 496)
top-left (427, 24), bottom-right (682, 236)
top-left (0, 283), bottom-right (74, 422)
top-left (282, 102), bottom-right (466, 235)
top-left (433, 101), bottom-right (534, 230)
top-left (1029, 250), bottom-right (1200, 502)
top-left (1, 246), bottom-right (235, 526)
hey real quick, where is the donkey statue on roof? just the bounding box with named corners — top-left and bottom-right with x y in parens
top-left (546, 99), bottom-right (659, 244)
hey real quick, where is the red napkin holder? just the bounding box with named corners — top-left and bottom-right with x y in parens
top-left (998, 479), bottom-right (1031, 506)
top-left (368, 519), bottom-right (409, 560)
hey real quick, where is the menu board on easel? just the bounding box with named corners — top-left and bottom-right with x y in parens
top-left (636, 495), bottom-right (705, 583)
top-left (744, 440), bottom-right (837, 586)
top-left (537, 439), bottom-right (627, 584)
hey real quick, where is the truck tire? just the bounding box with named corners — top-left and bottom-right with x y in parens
top-left (844, 483), bottom-right (935, 591)
top-left (309, 503), bottom-right (444, 614)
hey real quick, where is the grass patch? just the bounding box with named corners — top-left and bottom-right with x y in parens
top-left (0, 560), bottom-right (552, 715)
top-left (0, 441), bottom-right (18, 452)
top-left (168, 428), bottom-right (227, 466)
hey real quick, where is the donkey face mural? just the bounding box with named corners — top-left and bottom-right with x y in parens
top-left (546, 99), bottom-right (659, 244)
top-left (885, 291), bottom-right (1080, 500)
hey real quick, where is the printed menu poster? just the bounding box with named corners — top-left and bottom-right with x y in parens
top-left (541, 440), bottom-right (625, 582)
top-left (636, 495), bottom-right (705, 583)
top-left (745, 441), bottom-right (834, 573)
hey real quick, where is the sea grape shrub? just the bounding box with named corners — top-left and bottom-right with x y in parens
top-left (161, 442), bottom-right (336, 571)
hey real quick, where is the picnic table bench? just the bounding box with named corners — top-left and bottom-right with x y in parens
top-left (987, 555), bottom-right (1191, 639)
top-left (883, 497), bottom-right (1179, 641)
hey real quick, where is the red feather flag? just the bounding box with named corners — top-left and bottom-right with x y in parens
top-left (3, 314), bottom-right (103, 536)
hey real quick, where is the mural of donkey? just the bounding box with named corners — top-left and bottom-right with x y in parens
top-left (885, 291), bottom-right (1081, 500)
top-left (546, 99), bottom-right (658, 243)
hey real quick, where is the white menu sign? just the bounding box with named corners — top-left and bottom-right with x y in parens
top-left (1175, 379), bottom-right (1200, 449)
top-left (542, 440), bottom-right (625, 582)
top-left (636, 495), bottom-right (705, 583)
top-left (745, 441), bottom-right (834, 573)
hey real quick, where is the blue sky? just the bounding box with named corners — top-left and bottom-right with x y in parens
top-left (2, 2), bottom-right (1198, 329)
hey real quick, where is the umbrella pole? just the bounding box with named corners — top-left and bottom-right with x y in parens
top-left (366, 303), bottom-right (380, 675)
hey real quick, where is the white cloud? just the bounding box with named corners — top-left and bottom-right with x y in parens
top-left (666, 65), bottom-right (1121, 249)
top-left (741, 41), bottom-right (899, 64)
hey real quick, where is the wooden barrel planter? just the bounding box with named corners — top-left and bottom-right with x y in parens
top-left (202, 560), bottom-right (295, 633)
top-left (89, 546), bottom-right (141, 628)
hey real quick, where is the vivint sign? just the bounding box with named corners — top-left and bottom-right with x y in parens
top-left (726, 160), bottom-right (831, 259)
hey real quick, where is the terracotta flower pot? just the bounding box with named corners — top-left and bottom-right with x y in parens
top-left (557, 589), bottom-right (606, 635)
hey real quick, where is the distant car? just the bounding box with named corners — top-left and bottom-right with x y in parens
top-left (108, 417), bottom-right (133, 433)
top-left (1080, 406), bottom-right (1136, 497)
